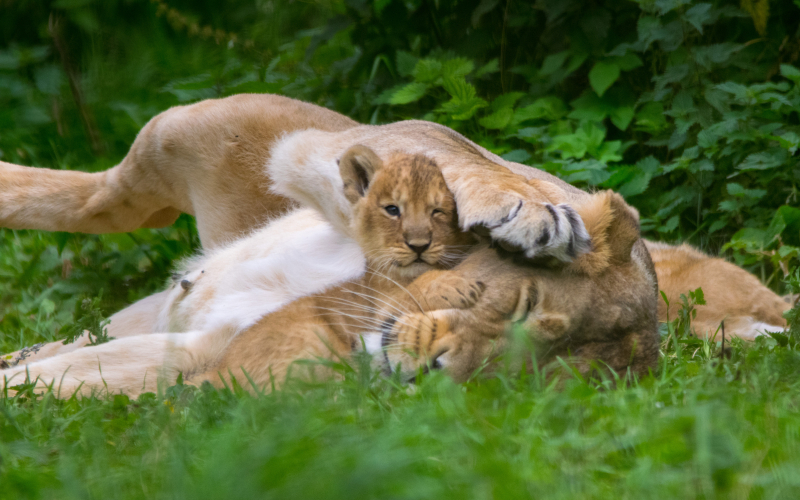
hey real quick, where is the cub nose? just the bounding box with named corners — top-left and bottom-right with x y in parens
top-left (406, 241), bottom-right (430, 256)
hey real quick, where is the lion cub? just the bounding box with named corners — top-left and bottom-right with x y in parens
top-left (190, 145), bottom-right (475, 388)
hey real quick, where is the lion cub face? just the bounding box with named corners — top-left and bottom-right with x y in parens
top-left (340, 145), bottom-right (473, 280)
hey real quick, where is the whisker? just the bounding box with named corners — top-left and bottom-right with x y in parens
top-left (342, 285), bottom-right (414, 318)
top-left (365, 269), bottom-right (425, 314)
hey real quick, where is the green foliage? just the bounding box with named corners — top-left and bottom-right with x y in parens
top-left (61, 292), bottom-right (112, 346)
top-left (2, 1), bottom-right (800, 496)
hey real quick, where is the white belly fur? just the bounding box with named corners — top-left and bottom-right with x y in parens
top-left (157, 208), bottom-right (366, 334)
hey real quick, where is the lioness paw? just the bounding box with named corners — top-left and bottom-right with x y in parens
top-left (422, 275), bottom-right (486, 310)
top-left (467, 199), bottom-right (590, 261)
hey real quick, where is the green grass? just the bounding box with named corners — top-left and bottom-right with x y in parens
top-left (3, 325), bottom-right (800, 499)
top-left (3, 1), bottom-right (800, 496)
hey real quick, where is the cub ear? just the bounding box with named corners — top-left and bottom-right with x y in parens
top-left (574, 190), bottom-right (641, 274)
top-left (339, 145), bottom-right (383, 204)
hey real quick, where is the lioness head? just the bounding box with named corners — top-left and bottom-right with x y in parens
top-left (371, 189), bottom-right (659, 381)
top-left (339, 145), bottom-right (474, 280)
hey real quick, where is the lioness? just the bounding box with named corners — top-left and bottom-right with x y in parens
top-left (1, 146), bottom-right (658, 395)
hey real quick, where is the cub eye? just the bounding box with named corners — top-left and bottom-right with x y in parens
top-left (432, 208), bottom-right (444, 216)
top-left (384, 205), bottom-right (401, 216)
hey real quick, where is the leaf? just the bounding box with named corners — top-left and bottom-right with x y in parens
top-left (658, 215), bottom-right (680, 233)
top-left (561, 160), bottom-right (612, 185)
top-left (741, 0), bottom-right (770, 36)
top-left (413, 59), bottom-right (442, 83)
top-left (442, 58), bottom-right (474, 79)
top-left (737, 147), bottom-right (789, 170)
top-left (780, 64), bottom-right (800, 84)
top-left (440, 97), bottom-right (488, 120)
top-left (588, 61), bottom-right (620, 97)
top-left (637, 155), bottom-right (661, 174)
top-left (610, 106), bottom-right (635, 130)
top-left (634, 102), bottom-right (669, 134)
top-left (479, 107), bottom-right (513, 130)
top-left (708, 219), bottom-right (728, 234)
top-left (395, 51), bottom-right (418, 77)
top-left (568, 91), bottom-right (613, 122)
top-left (475, 59), bottom-right (499, 77)
top-left (653, 64), bottom-right (689, 94)
top-left (684, 3), bottom-right (712, 33)
top-left (440, 77), bottom-right (487, 120)
top-left (471, 0), bottom-right (500, 27)
top-left (726, 182), bottom-right (766, 200)
top-left (728, 227), bottom-right (768, 248)
top-left (540, 51), bottom-right (569, 76)
top-left (514, 96), bottom-right (567, 122)
top-left (441, 76), bottom-right (475, 101)
top-left (618, 171), bottom-right (652, 197)
top-left (693, 43), bottom-right (741, 69)
top-left (491, 92), bottom-right (525, 111)
top-left (715, 81), bottom-right (751, 102)
top-left (768, 331), bottom-right (789, 347)
top-left (637, 16), bottom-right (661, 48)
top-left (501, 149), bottom-right (532, 163)
top-left (718, 200), bottom-right (740, 212)
top-left (547, 122), bottom-right (607, 161)
top-left (697, 129), bottom-right (718, 149)
top-left (767, 206), bottom-right (800, 246)
top-left (594, 141), bottom-right (623, 163)
top-left (389, 82), bottom-right (428, 104)
top-left (772, 132), bottom-right (800, 155)
top-left (704, 87), bottom-right (731, 113)
top-left (612, 53), bottom-right (643, 71)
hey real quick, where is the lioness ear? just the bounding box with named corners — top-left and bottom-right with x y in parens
top-left (574, 191), bottom-right (640, 274)
top-left (339, 145), bottom-right (383, 203)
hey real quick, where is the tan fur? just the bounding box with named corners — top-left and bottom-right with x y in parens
top-left (646, 241), bottom-right (791, 340)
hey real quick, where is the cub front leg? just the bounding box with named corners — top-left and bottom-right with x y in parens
top-left (406, 271), bottom-right (486, 311)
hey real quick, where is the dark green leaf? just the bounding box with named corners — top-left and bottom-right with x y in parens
top-left (389, 82), bottom-right (428, 104)
top-left (588, 61), bottom-right (620, 97)
top-left (737, 147), bottom-right (789, 170)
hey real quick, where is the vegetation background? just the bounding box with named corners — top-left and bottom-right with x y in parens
top-left (1, 0), bottom-right (800, 498)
